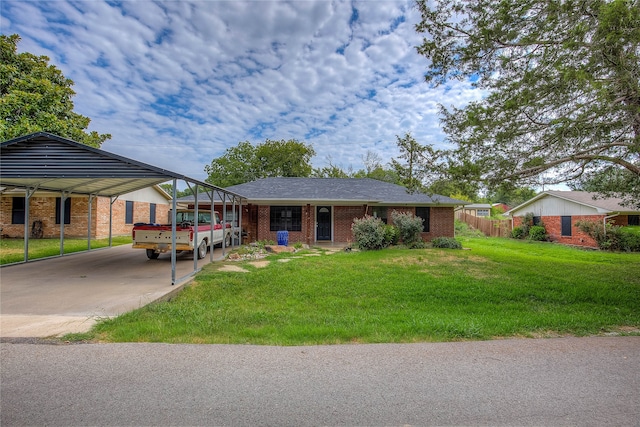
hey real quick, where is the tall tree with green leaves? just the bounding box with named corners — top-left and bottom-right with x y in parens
top-left (415, 0), bottom-right (640, 207)
top-left (205, 138), bottom-right (315, 187)
top-left (0, 34), bottom-right (110, 146)
top-left (390, 132), bottom-right (442, 193)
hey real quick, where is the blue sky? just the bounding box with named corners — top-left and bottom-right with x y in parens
top-left (1, 0), bottom-right (482, 182)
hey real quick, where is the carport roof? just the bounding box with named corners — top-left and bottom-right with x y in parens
top-left (0, 132), bottom-right (243, 199)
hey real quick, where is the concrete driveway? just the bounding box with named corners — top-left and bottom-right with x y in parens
top-left (0, 245), bottom-right (226, 337)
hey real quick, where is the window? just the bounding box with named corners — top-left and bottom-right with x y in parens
top-left (629, 215), bottom-right (640, 226)
top-left (55, 197), bottom-right (71, 225)
top-left (561, 216), bottom-right (572, 236)
top-left (415, 207), bottom-right (430, 232)
top-left (476, 209), bottom-right (490, 217)
top-left (533, 216), bottom-right (541, 226)
top-left (372, 206), bottom-right (388, 224)
top-left (125, 201), bottom-right (134, 224)
top-left (270, 206), bottom-right (302, 231)
top-left (12, 197), bottom-right (25, 224)
top-left (150, 203), bottom-right (156, 223)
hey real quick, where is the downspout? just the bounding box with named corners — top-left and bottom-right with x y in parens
top-left (603, 212), bottom-right (620, 237)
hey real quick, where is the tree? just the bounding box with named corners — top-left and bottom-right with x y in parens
top-left (204, 141), bottom-right (257, 187)
top-left (255, 138), bottom-right (315, 177)
top-left (415, 0), bottom-right (640, 207)
top-left (486, 184), bottom-right (537, 208)
top-left (0, 34), bottom-right (110, 146)
top-left (390, 132), bottom-right (443, 193)
top-left (312, 159), bottom-right (351, 178)
top-left (569, 165), bottom-right (639, 207)
top-left (205, 138), bottom-right (315, 187)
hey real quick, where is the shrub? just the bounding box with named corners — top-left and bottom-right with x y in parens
top-left (528, 225), bottom-right (548, 241)
top-left (620, 227), bottom-right (640, 252)
top-left (577, 221), bottom-right (640, 252)
top-left (431, 237), bottom-right (462, 249)
top-left (455, 219), bottom-right (486, 238)
top-left (383, 225), bottom-right (400, 246)
top-left (352, 215), bottom-right (387, 250)
top-left (511, 226), bottom-right (527, 239)
top-left (390, 210), bottom-right (424, 248)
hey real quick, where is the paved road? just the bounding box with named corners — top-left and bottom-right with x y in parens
top-left (2, 337), bottom-right (638, 426)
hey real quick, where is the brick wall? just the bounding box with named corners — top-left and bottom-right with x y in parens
top-left (334, 205), bottom-right (368, 243)
top-left (513, 214), bottom-right (601, 248)
top-left (1, 195), bottom-right (169, 239)
top-left (246, 204), bottom-right (456, 245)
top-left (423, 206), bottom-right (455, 241)
top-left (365, 206), bottom-right (455, 242)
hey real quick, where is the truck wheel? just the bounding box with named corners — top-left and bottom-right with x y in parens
top-left (225, 233), bottom-right (232, 248)
top-left (146, 249), bottom-right (159, 260)
top-left (197, 240), bottom-right (207, 259)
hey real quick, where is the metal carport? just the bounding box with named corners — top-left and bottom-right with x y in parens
top-left (0, 132), bottom-right (245, 285)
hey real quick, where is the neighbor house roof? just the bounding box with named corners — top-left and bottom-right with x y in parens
top-left (508, 191), bottom-right (639, 215)
top-left (182, 177), bottom-right (468, 206)
top-left (455, 203), bottom-right (492, 210)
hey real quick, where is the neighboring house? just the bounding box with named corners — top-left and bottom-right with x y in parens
top-left (507, 191), bottom-right (640, 248)
top-left (180, 177), bottom-right (467, 245)
top-left (0, 185), bottom-right (171, 239)
top-left (455, 203), bottom-right (493, 218)
top-left (455, 203), bottom-right (509, 218)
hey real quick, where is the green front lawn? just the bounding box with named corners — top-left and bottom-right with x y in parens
top-left (83, 237), bottom-right (640, 345)
top-left (0, 236), bottom-right (132, 265)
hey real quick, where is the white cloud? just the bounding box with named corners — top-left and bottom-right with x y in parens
top-left (1, 0), bottom-right (483, 182)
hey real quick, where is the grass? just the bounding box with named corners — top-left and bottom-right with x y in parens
top-left (80, 237), bottom-right (640, 345)
top-left (0, 236), bottom-right (132, 265)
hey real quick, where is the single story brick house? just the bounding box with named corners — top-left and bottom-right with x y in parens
top-left (0, 185), bottom-right (171, 239)
top-left (507, 191), bottom-right (640, 248)
top-left (180, 177), bottom-right (467, 245)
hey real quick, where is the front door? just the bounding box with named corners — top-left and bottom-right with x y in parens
top-left (316, 206), bottom-right (331, 241)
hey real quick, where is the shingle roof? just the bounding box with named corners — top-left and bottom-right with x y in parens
top-left (189, 177), bottom-right (466, 205)
top-left (544, 191), bottom-right (636, 212)
top-left (509, 191), bottom-right (639, 214)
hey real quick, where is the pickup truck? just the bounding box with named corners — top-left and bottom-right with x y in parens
top-left (132, 210), bottom-right (232, 259)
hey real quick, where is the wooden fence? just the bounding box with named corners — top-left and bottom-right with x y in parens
top-left (456, 212), bottom-right (512, 238)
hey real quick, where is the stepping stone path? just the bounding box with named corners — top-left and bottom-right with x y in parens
top-left (217, 245), bottom-right (347, 273)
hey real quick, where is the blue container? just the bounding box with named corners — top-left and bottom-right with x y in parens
top-left (277, 230), bottom-right (289, 246)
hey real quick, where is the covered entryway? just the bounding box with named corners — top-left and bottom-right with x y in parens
top-left (316, 206), bottom-right (331, 241)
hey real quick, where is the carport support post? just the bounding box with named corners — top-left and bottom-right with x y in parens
top-left (109, 196), bottom-right (117, 247)
top-left (209, 190), bottom-right (214, 262)
top-left (87, 194), bottom-right (95, 250)
top-left (59, 191), bottom-right (68, 256)
top-left (171, 179), bottom-right (178, 285)
top-left (232, 198), bottom-right (237, 247)
top-left (222, 194), bottom-right (227, 257)
top-left (23, 188), bottom-right (35, 263)
top-left (193, 184), bottom-right (199, 273)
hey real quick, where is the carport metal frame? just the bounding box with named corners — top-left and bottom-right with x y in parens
top-left (1, 132), bottom-right (246, 285)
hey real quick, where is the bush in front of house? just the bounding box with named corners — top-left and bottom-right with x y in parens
top-left (511, 212), bottom-right (548, 241)
top-left (352, 215), bottom-right (387, 250)
top-left (390, 210), bottom-right (424, 248)
top-left (528, 225), bottom-right (548, 241)
top-left (383, 224), bottom-right (400, 246)
top-left (511, 226), bottom-right (527, 239)
top-left (431, 237), bottom-right (462, 249)
top-left (576, 221), bottom-right (640, 252)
